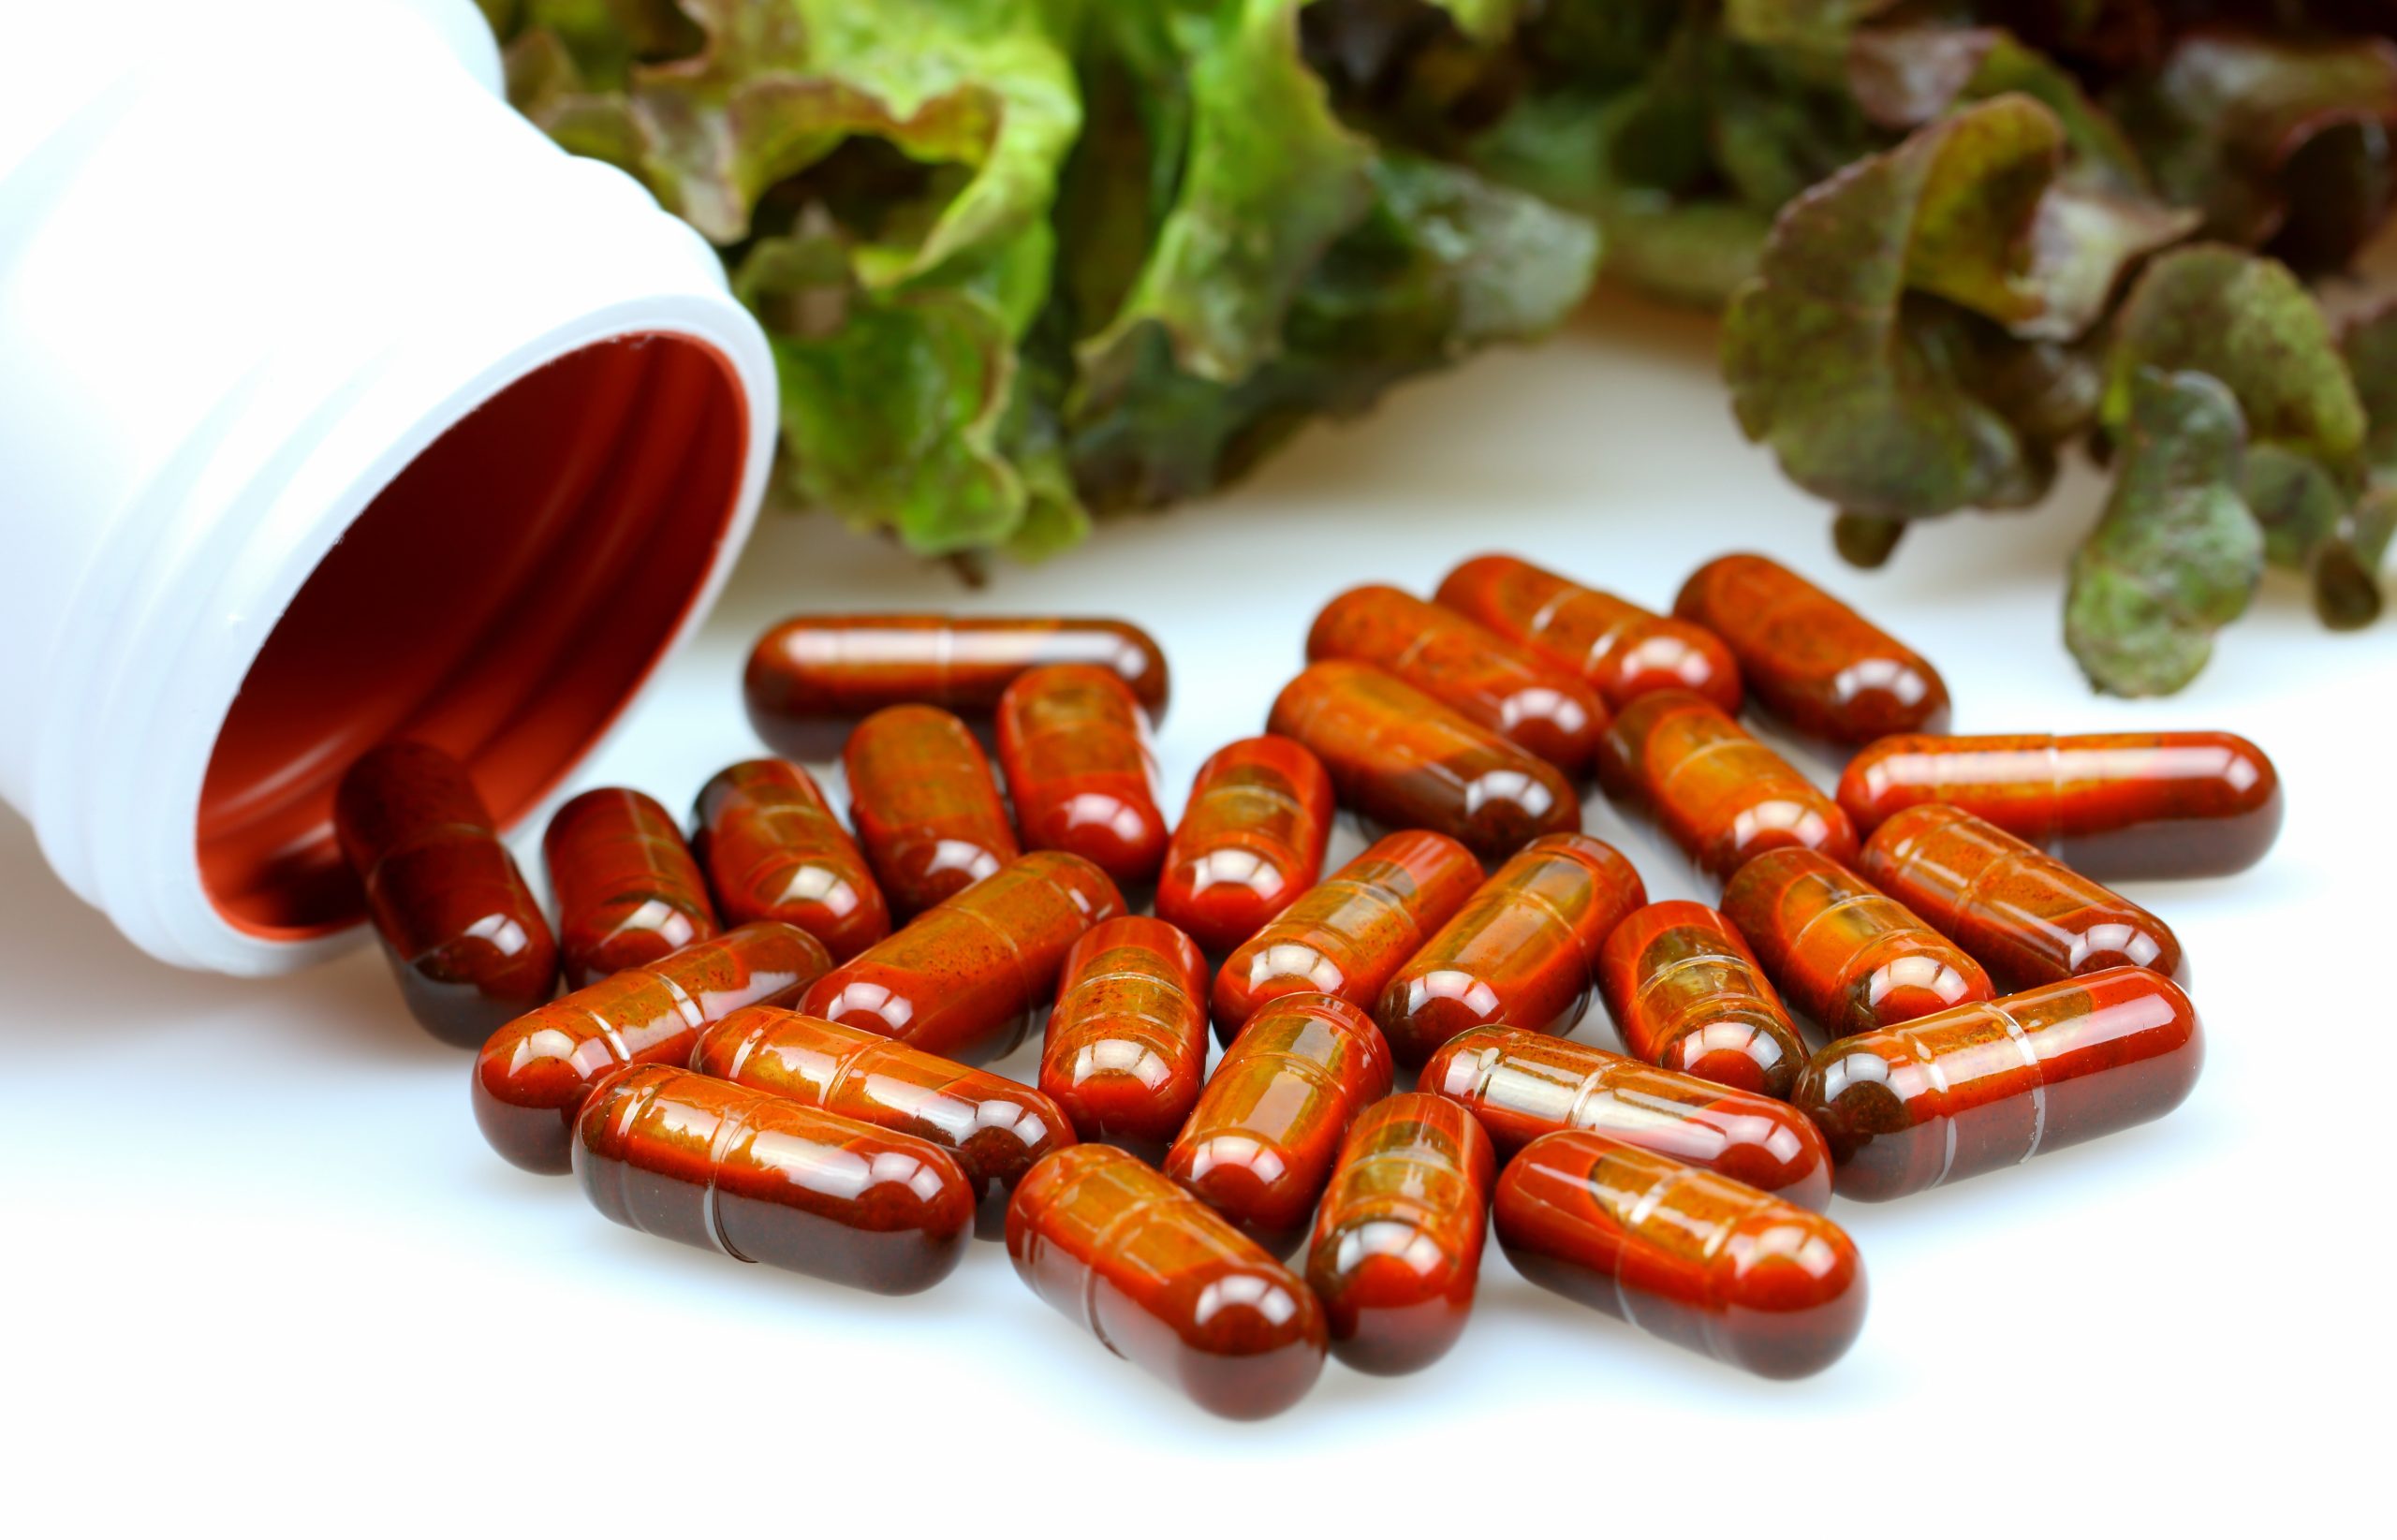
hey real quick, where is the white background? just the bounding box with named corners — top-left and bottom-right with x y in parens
top-left (6, 291), bottom-right (2389, 1533)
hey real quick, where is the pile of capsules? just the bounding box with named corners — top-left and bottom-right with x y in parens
top-left (335, 550), bottom-right (2277, 1419)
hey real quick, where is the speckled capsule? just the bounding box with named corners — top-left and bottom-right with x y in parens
top-left (1212, 829), bottom-right (1482, 1046)
top-left (575, 1064), bottom-right (974, 1293)
top-left (1167, 993), bottom-right (1395, 1256)
top-left (995, 664), bottom-right (1169, 887)
top-left (692, 1005), bottom-right (1077, 1237)
top-left (693, 759), bottom-right (890, 960)
top-left (1673, 552), bottom-right (1949, 743)
top-left (1836, 731), bottom-right (2283, 880)
top-left (334, 741), bottom-right (558, 1048)
top-left (1307, 583), bottom-right (1610, 772)
top-left (1268, 661), bottom-right (1581, 861)
top-left (473, 922), bottom-right (831, 1174)
top-left (543, 787), bottom-right (719, 990)
top-left (1303, 1093), bottom-right (1494, 1376)
top-left (1596, 690), bottom-right (1858, 883)
top-left (1007, 1145), bottom-right (1327, 1420)
top-left (799, 850), bottom-right (1125, 1064)
top-left (1421, 1025), bottom-right (1832, 1210)
top-left (1493, 1130), bottom-right (1866, 1378)
top-left (1596, 902), bottom-right (1807, 1099)
top-left (842, 704), bottom-right (1018, 917)
top-left (1042, 917), bottom-right (1213, 1155)
top-left (1722, 846), bottom-right (1993, 1038)
top-left (1793, 966), bottom-right (2203, 1201)
top-left (1435, 553), bottom-right (1744, 713)
top-left (1154, 736), bottom-right (1336, 956)
top-left (1375, 833), bottom-right (1648, 1067)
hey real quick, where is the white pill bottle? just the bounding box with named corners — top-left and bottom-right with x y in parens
top-left (0, 0), bottom-right (777, 974)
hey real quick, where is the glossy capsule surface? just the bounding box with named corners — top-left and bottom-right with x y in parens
top-left (1154, 736), bottom-right (1335, 955)
top-left (1596, 689), bottom-right (1858, 883)
top-left (1862, 805), bottom-right (2185, 991)
top-left (575, 1064), bottom-right (973, 1293)
top-left (1597, 902), bottom-right (1806, 1099)
top-left (692, 1005), bottom-right (1076, 1236)
top-left (1723, 847), bottom-right (1993, 1039)
top-left (334, 741), bottom-right (558, 1047)
top-left (693, 759), bottom-right (890, 960)
top-left (1435, 553), bottom-right (1743, 713)
top-left (800, 851), bottom-right (1125, 1064)
top-left (1375, 833), bottom-right (1648, 1067)
top-left (995, 664), bottom-right (1169, 887)
top-left (1304, 1093), bottom-right (1494, 1376)
top-left (1836, 731), bottom-right (2283, 880)
top-left (842, 704), bottom-right (1018, 917)
top-left (1042, 917), bottom-right (1212, 1154)
top-left (1007, 1145), bottom-right (1327, 1420)
top-left (543, 787), bottom-right (718, 990)
top-left (1268, 661), bottom-right (1581, 861)
top-left (1307, 583), bottom-right (1610, 772)
top-left (1494, 1130), bottom-right (1866, 1379)
top-left (1794, 966), bottom-right (2203, 1201)
top-left (1421, 1026), bottom-right (1831, 1210)
top-left (744, 613), bottom-right (1169, 733)
top-left (1167, 994), bottom-right (1395, 1256)
top-left (1673, 552), bottom-right (1950, 743)
top-left (1212, 829), bottom-right (1482, 1045)
top-left (473, 922), bottom-right (831, 1174)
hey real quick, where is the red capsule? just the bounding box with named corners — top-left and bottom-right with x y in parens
top-left (1421, 1025), bottom-right (1832, 1210)
top-left (995, 664), bottom-right (1169, 887)
top-left (1303, 1093), bottom-right (1494, 1376)
top-left (575, 1064), bottom-right (974, 1294)
top-left (334, 741), bottom-right (558, 1047)
top-left (1375, 833), bottom-right (1648, 1067)
top-left (1007, 1145), bottom-right (1327, 1419)
top-left (543, 787), bottom-right (718, 990)
top-left (1212, 829), bottom-right (1482, 1046)
top-left (842, 704), bottom-right (1018, 917)
top-left (1308, 583), bottom-right (1610, 772)
top-left (473, 922), bottom-right (831, 1174)
top-left (1167, 994), bottom-right (1395, 1256)
top-left (799, 851), bottom-right (1125, 1064)
top-left (1493, 1130), bottom-right (1866, 1379)
top-left (1435, 553), bottom-right (1743, 713)
top-left (1596, 689), bottom-right (1858, 884)
top-left (1597, 902), bottom-right (1806, 1099)
top-left (693, 759), bottom-right (890, 960)
top-left (1673, 552), bottom-right (1949, 744)
top-left (1836, 731), bottom-right (2283, 880)
top-left (692, 1005), bottom-right (1076, 1237)
top-left (1269, 661), bottom-right (1581, 861)
top-left (1042, 917), bottom-right (1213, 1154)
top-left (1793, 966), bottom-right (2204, 1201)
top-left (1722, 847), bottom-right (1993, 1038)
top-left (1154, 736), bottom-right (1335, 956)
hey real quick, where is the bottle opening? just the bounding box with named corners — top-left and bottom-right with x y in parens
top-left (196, 334), bottom-right (749, 939)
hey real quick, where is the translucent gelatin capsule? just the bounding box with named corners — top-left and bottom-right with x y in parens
top-left (1434, 553), bottom-right (1743, 712)
top-left (543, 787), bottom-right (718, 990)
top-left (842, 704), bottom-right (1018, 917)
top-left (1596, 902), bottom-right (1806, 1099)
top-left (693, 759), bottom-right (890, 960)
top-left (1154, 736), bottom-right (1335, 956)
top-left (1596, 689), bottom-right (1858, 883)
top-left (1722, 847), bottom-right (1993, 1038)
top-left (996, 664), bottom-right (1169, 887)
top-left (1042, 917), bottom-right (1213, 1155)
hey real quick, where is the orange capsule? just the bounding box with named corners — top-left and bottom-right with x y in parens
top-left (1212, 829), bottom-right (1482, 1046)
top-left (1042, 917), bottom-right (1213, 1154)
top-left (1375, 833), bottom-right (1648, 1067)
top-left (1268, 661), bottom-right (1581, 860)
top-left (473, 922), bottom-right (831, 1174)
top-left (1434, 553), bottom-right (1743, 713)
top-left (1596, 902), bottom-right (1806, 1099)
top-left (1304, 1093), bottom-right (1494, 1376)
top-left (1673, 552), bottom-right (1949, 744)
top-left (543, 787), bottom-right (719, 990)
top-left (842, 704), bottom-right (1018, 917)
top-left (799, 851), bottom-right (1125, 1064)
top-left (995, 664), bottom-right (1169, 887)
top-left (1722, 847), bottom-right (1993, 1038)
top-left (1596, 689), bottom-right (1858, 884)
top-left (693, 759), bottom-right (890, 960)
top-left (1154, 736), bottom-right (1335, 956)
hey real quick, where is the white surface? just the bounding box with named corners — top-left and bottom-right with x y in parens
top-left (6, 294), bottom-right (2389, 1532)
